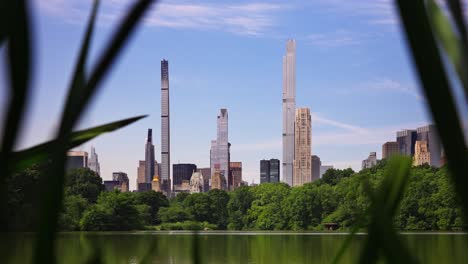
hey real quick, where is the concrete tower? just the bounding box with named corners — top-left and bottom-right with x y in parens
top-left (161, 59), bottom-right (171, 194)
top-left (293, 108), bottom-right (311, 186)
top-left (145, 129), bottom-right (155, 183)
top-left (282, 39), bottom-right (296, 186)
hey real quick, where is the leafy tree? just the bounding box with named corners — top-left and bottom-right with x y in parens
top-left (227, 186), bottom-right (254, 230)
top-left (207, 189), bottom-right (230, 229)
top-left (184, 193), bottom-right (212, 222)
top-left (248, 183), bottom-right (290, 230)
top-left (65, 168), bottom-right (103, 203)
top-left (135, 191), bottom-right (169, 224)
top-left (322, 168), bottom-right (355, 186)
top-left (58, 194), bottom-right (88, 231)
top-left (158, 205), bottom-right (191, 223)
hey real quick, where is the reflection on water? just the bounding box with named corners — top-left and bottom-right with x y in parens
top-left (3, 232), bottom-right (468, 263)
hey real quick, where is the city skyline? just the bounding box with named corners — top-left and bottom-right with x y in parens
top-left (5, 0), bottom-right (468, 190)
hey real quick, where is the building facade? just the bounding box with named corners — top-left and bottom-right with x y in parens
top-left (382, 141), bottom-right (399, 159)
top-left (229, 162), bottom-right (242, 190)
top-left (311, 155), bottom-right (321, 180)
top-left (210, 109), bottom-right (230, 190)
top-left (293, 108), bottom-right (312, 186)
top-left (417, 125), bottom-right (442, 167)
top-left (112, 172), bottom-right (129, 192)
top-left (197, 167), bottom-right (211, 192)
top-left (211, 170), bottom-right (225, 190)
top-left (145, 129), bottom-right (155, 183)
top-left (397, 129), bottom-right (417, 156)
top-left (66, 151), bottom-right (88, 171)
top-left (173, 163), bottom-right (197, 188)
top-left (282, 39), bottom-right (296, 186)
top-left (260, 159), bottom-right (280, 184)
top-left (190, 172), bottom-right (204, 193)
top-left (161, 59), bottom-right (171, 194)
top-left (88, 147), bottom-right (100, 175)
top-left (362, 152), bottom-right (378, 169)
top-left (413, 140), bottom-right (431, 166)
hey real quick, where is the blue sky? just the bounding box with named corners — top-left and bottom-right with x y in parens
top-left (1, 0), bottom-right (467, 189)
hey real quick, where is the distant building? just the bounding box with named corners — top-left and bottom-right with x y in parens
top-left (137, 160), bottom-right (159, 192)
top-left (320, 165), bottom-right (334, 178)
top-left (66, 151), bottom-right (88, 171)
top-left (211, 170), bottom-right (225, 190)
top-left (382, 142), bottom-right (399, 159)
top-left (173, 163), bottom-right (197, 189)
top-left (88, 147), bottom-right (100, 175)
top-left (152, 175), bottom-right (161, 192)
top-left (293, 108), bottom-right (312, 186)
top-left (161, 59), bottom-right (171, 195)
top-left (104, 180), bottom-right (120, 192)
top-left (260, 159), bottom-right (280, 184)
top-left (210, 109), bottom-right (230, 190)
top-left (413, 140), bottom-right (431, 166)
top-left (197, 167), bottom-right (211, 192)
top-left (397, 129), bottom-right (417, 156)
top-left (229, 162), bottom-right (242, 190)
top-left (362, 152), bottom-right (378, 169)
top-left (190, 172), bottom-right (204, 193)
top-left (112, 172), bottom-right (129, 192)
top-left (138, 183), bottom-right (152, 192)
top-left (417, 125), bottom-right (442, 167)
top-left (260, 160), bottom-right (270, 184)
top-left (311, 155), bottom-right (321, 180)
top-left (282, 39), bottom-right (296, 186)
top-left (173, 180), bottom-right (190, 193)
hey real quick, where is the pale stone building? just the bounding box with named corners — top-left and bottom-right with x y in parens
top-left (413, 140), bottom-right (431, 166)
top-left (293, 108), bottom-right (312, 186)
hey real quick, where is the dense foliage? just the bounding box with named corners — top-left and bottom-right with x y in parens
top-left (6, 163), bottom-right (465, 231)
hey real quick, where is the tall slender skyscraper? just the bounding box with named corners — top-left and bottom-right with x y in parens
top-left (293, 108), bottom-right (311, 186)
top-left (282, 39), bottom-right (296, 186)
top-left (210, 109), bottom-right (229, 190)
top-left (88, 146), bottom-right (100, 175)
top-left (161, 59), bottom-right (171, 193)
top-left (145, 129), bottom-right (155, 183)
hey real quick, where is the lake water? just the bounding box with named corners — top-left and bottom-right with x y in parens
top-left (3, 232), bottom-right (468, 263)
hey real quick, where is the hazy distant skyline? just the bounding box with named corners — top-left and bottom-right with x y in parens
top-left (1, 0), bottom-right (467, 190)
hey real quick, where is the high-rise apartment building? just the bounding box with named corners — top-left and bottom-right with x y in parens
top-left (145, 129), bottom-right (155, 183)
top-left (413, 140), bottom-right (431, 166)
top-left (66, 151), bottom-right (88, 171)
top-left (293, 108), bottom-right (312, 186)
top-left (417, 125), bottom-right (442, 167)
top-left (229, 162), bottom-right (242, 190)
top-left (211, 170), bottom-right (225, 190)
top-left (210, 109), bottom-right (230, 190)
top-left (88, 147), bottom-right (100, 175)
top-left (260, 160), bottom-right (270, 184)
top-left (112, 172), bottom-right (129, 192)
top-left (397, 129), bottom-right (417, 156)
top-left (173, 163), bottom-right (197, 188)
top-left (137, 160), bottom-right (158, 192)
top-left (260, 159), bottom-right (280, 184)
top-left (382, 142), bottom-right (399, 159)
top-left (161, 59), bottom-right (171, 194)
top-left (362, 152), bottom-right (378, 169)
top-left (311, 155), bottom-right (321, 180)
top-left (197, 167), bottom-right (211, 192)
top-left (282, 39), bottom-right (296, 186)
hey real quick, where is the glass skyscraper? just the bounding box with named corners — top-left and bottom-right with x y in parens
top-left (282, 39), bottom-right (296, 186)
top-left (161, 59), bottom-right (171, 194)
top-left (145, 129), bottom-right (155, 183)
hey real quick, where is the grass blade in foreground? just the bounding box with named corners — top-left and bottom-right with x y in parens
top-left (11, 115), bottom-right (147, 172)
top-left (426, 0), bottom-right (468, 101)
top-left (395, 0), bottom-right (468, 221)
top-left (359, 156), bottom-right (416, 264)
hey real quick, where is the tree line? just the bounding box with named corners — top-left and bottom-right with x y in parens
top-left (6, 161), bottom-right (464, 231)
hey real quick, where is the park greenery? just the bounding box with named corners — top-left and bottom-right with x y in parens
top-left (6, 161), bottom-right (464, 232)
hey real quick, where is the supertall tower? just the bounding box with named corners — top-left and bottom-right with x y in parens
top-left (282, 39), bottom-right (296, 186)
top-left (161, 59), bottom-right (171, 193)
top-left (293, 108), bottom-right (311, 186)
top-left (210, 109), bottom-right (229, 190)
top-left (145, 129), bottom-right (155, 183)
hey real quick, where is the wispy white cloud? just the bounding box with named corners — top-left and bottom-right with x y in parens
top-left (337, 78), bottom-right (423, 101)
top-left (34, 0), bottom-right (288, 36)
top-left (305, 30), bottom-right (363, 48)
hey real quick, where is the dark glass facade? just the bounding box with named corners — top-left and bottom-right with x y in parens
top-left (173, 164), bottom-right (197, 187)
top-left (311, 155), bottom-right (321, 181)
top-left (260, 159), bottom-right (280, 184)
top-left (397, 130), bottom-right (417, 156)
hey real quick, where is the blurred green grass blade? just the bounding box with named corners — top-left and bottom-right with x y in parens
top-left (11, 115), bottom-right (147, 172)
top-left (446, 0), bottom-right (468, 45)
top-left (60, 0), bottom-right (99, 133)
top-left (427, 0), bottom-right (468, 101)
top-left (331, 225), bottom-right (360, 264)
top-left (0, 0), bottom-right (32, 229)
top-left (139, 238), bottom-right (158, 264)
top-left (395, 0), bottom-right (468, 220)
top-left (359, 156), bottom-right (416, 264)
top-left (192, 231), bottom-right (201, 264)
top-left (61, 0), bottom-right (156, 133)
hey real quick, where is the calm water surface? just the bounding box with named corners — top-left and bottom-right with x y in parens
top-left (3, 231), bottom-right (468, 263)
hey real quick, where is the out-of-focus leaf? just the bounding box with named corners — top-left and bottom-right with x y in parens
top-left (11, 115), bottom-right (147, 172)
top-left (0, 0), bottom-right (32, 231)
top-left (359, 156), bottom-right (417, 264)
top-left (445, 0), bottom-right (468, 45)
top-left (395, 0), bottom-right (468, 223)
top-left (427, 0), bottom-right (468, 101)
